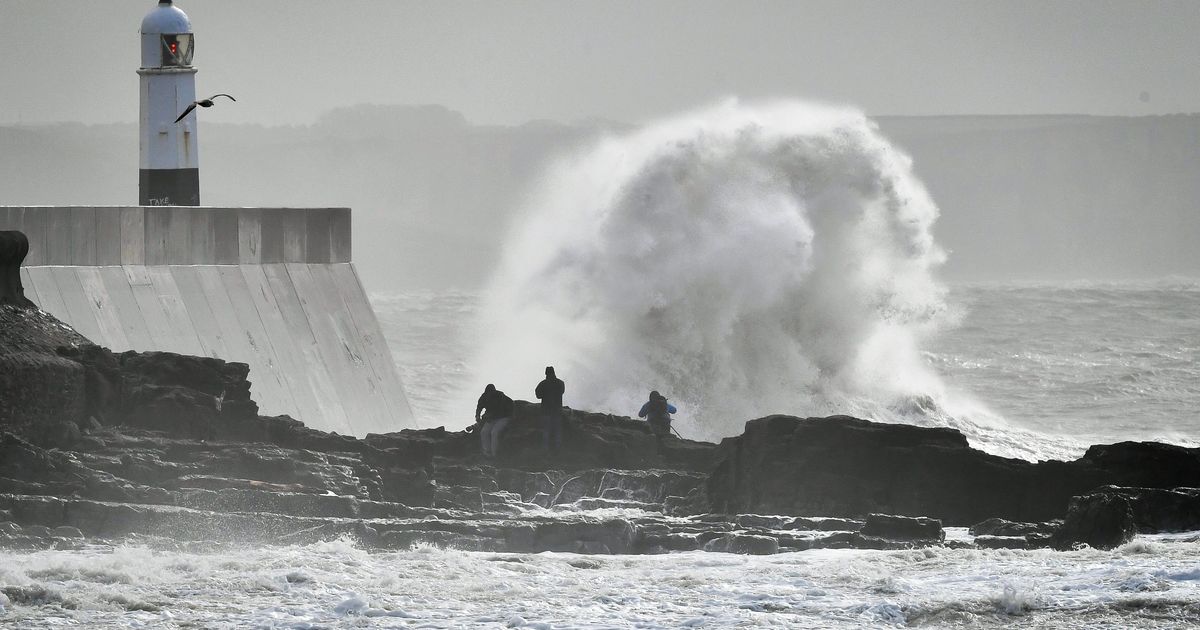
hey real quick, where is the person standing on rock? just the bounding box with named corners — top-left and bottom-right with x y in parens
top-left (475, 384), bottom-right (514, 458)
top-left (638, 390), bottom-right (677, 438)
top-left (535, 366), bottom-right (565, 451)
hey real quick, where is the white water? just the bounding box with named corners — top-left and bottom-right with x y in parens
top-left (3, 534), bottom-right (1200, 628)
top-left (470, 100), bottom-right (1068, 460)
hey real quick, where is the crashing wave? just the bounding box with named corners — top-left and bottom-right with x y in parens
top-left (473, 99), bottom-right (1076, 460)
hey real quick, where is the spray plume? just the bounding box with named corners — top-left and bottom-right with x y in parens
top-left (473, 99), bottom-right (1074, 460)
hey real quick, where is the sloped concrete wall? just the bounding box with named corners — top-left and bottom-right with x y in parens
top-left (1, 206), bottom-right (414, 436)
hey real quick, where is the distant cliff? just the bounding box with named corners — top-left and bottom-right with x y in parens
top-left (2, 109), bottom-right (1197, 288)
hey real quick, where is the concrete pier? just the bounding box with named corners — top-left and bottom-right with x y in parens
top-left (0, 206), bottom-right (415, 436)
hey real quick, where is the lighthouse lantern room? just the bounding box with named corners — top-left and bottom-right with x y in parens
top-left (138, 0), bottom-right (199, 206)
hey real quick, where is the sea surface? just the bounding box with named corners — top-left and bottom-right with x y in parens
top-left (377, 281), bottom-right (1200, 456)
top-left (3, 532), bottom-right (1199, 628)
top-left (3, 281), bottom-right (1198, 628)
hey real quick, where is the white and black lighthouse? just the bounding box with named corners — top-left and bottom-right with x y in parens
top-left (138, 0), bottom-right (199, 206)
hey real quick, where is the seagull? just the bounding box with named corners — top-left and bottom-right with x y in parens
top-left (174, 94), bottom-right (236, 123)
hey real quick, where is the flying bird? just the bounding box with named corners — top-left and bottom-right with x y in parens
top-left (174, 94), bottom-right (236, 123)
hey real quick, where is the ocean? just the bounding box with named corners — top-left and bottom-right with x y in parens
top-left (2, 532), bottom-right (1199, 628)
top-left (4, 101), bottom-right (1199, 627)
top-left (377, 281), bottom-right (1200, 462)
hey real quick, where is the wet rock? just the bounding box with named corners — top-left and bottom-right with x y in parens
top-left (1080, 442), bottom-right (1200, 489)
top-left (379, 529), bottom-right (499, 551)
top-left (0, 349), bottom-right (87, 432)
top-left (2, 585), bottom-right (78, 609)
top-left (809, 531), bottom-right (860, 550)
top-left (532, 518), bottom-right (637, 554)
top-left (639, 531), bottom-right (703, 553)
top-left (1093, 486), bottom-right (1200, 533)
top-left (790, 517), bottom-right (864, 531)
top-left (1051, 491), bottom-right (1137, 550)
top-left (707, 415), bottom-right (1200, 525)
top-left (735, 514), bottom-right (793, 529)
top-left (51, 525), bottom-right (83, 539)
top-left (23, 524), bottom-right (52, 539)
top-left (434, 485), bottom-right (484, 512)
top-left (845, 534), bottom-right (922, 550)
top-left (570, 497), bottom-right (657, 511)
top-left (164, 475), bottom-right (320, 494)
top-left (663, 487), bottom-right (710, 516)
top-left (703, 533), bottom-right (779, 555)
top-left (969, 517), bottom-right (1060, 538)
top-left (860, 514), bottom-right (944, 543)
top-left (377, 467), bottom-right (435, 507)
top-left (973, 535), bottom-right (1028, 550)
top-left (175, 488), bottom-right (362, 519)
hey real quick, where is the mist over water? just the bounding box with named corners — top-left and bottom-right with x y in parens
top-left (470, 100), bottom-right (1068, 459)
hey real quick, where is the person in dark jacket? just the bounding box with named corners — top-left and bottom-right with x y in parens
top-left (638, 390), bottom-right (677, 437)
top-left (534, 366), bottom-right (565, 450)
top-left (475, 383), bottom-right (514, 457)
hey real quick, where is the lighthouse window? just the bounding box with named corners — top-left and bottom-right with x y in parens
top-left (160, 34), bottom-right (194, 67)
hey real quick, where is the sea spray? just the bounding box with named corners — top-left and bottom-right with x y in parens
top-left (472, 100), bottom-right (1073, 459)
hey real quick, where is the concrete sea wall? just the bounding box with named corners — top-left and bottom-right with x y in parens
top-left (0, 206), bottom-right (414, 436)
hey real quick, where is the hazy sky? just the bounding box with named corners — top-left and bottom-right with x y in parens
top-left (1, 0), bottom-right (1198, 126)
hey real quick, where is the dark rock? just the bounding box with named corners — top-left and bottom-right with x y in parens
top-left (2, 585), bottom-right (78, 609)
top-left (23, 524), bottom-right (53, 539)
top-left (0, 231), bottom-right (33, 307)
top-left (703, 533), bottom-right (779, 555)
top-left (846, 534), bottom-right (920, 550)
top-left (0, 349), bottom-right (87, 432)
top-left (974, 535), bottom-right (1029, 550)
top-left (969, 517), bottom-right (1060, 537)
top-left (860, 514), bottom-right (944, 543)
top-left (570, 497), bottom-right (657, 511)
top-left (532, 518), bottom-right (637, 554)
top-left (379, 529), bottom-right (498, 551)
top-left (810, 531), bottom-right (860, 550)
top-left (735, 514), bottom-right (793, 529)
top-left (789, 517), bottom-right (864, 531)
top-left (774, 533), bottom-right (816, 550)
top-left (1051, 491), bottom-right (1138, 550)
top-left (1093, 486), bottom-right (1200, 533)
top-left (1025, 533), bottom-right (1054, 549)
top-left (663, 488), bottom-right (710, 516)
top-left (1080, 443), bottom-right (1200, 489)
top-left (434, 485), bottom-right (484, 512)
top-left (638, 531), bottom-right (703, 553)
top-left (707, 415), bottom-right (1200, 525)
top-left (52, 525), bottom-right (84, 539)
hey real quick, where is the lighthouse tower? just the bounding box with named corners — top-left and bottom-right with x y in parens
top-left (138, 1), bottom-right (199, 206)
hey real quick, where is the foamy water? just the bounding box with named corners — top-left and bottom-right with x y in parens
top-left (3, 534), bottom-right (1200, 628)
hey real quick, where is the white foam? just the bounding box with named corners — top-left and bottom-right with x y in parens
top-left (467, 99), bottom-right (1075, 460)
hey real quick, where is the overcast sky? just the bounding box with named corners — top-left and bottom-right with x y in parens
top-left (2, 0), bottom-right (1198, 126)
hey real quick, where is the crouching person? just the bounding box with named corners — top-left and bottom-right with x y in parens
top-left (475, 384), bottom-right (514, 457)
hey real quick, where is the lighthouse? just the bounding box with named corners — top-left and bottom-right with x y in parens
top-left (138, 0), bottom-right (199, 206)
top-left (2, 2), bottom-right (418, 436)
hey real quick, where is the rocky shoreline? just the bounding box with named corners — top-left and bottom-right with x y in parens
top-left (3, 231), bottom-right (1199, 556)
